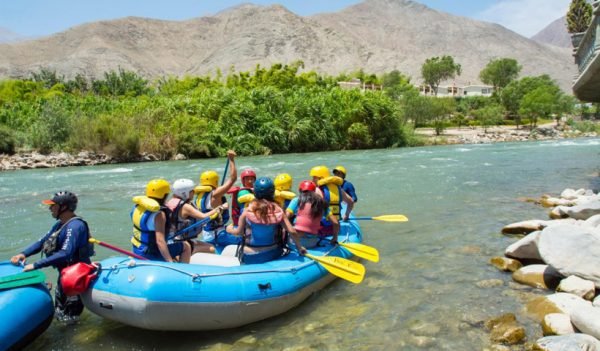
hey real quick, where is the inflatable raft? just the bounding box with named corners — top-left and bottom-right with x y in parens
top-left (82, 220), bottom-right (363, 331)
top-left (0, 262), bottom-right (54, 351)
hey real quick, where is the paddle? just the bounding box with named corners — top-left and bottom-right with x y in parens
top-left (169, 216), bottom-right (212, 241)
top-left (335, 241), bottom-right (379, 263)
top-left (220, 156), bottom-right (229, 186)
top-left (305, 253), bottom-right (365, 284)
top-left (89, 238), bottom-right (148, 260)
top-left (0, 270), bottom-right (46, 290)
top-left (353, 215), bottom-right (408, 222)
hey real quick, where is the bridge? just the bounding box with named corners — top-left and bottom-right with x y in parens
top-left (573, 1), bottom-right (600, 102)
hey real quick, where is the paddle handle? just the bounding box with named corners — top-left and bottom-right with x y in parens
top-left (220, 156), bottom-right (230, 186)
top-left (89, 238), bottom-right (148, 260)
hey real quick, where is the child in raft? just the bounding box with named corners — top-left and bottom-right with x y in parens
top-left (286, 180), bottom-right (339, 248)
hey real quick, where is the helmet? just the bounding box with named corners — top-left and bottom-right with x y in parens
top-left (254, 177), bottom-right (275, 200)
top-left (42, 191), bottom-right (78, 211)
top-left (274, 173), bottom-right (292, 191)
top-left (241, 169), bottom-right (257, 181)
top-left (200, 170), bottom-right (219, 188)
top-left (309, 165), bottom-right (330, 179)
top-left (299, 180), bottom-right (316, 192)
top-left (333, 166), bottom-right (347, 176)
top-left (146, 179), bottom-right (170, 199)
top-left (172, 179), bottom-right (195, 199)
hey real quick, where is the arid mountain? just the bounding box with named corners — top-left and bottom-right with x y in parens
top-left (0, 27), bottom-right (27, 43)
top-left (531, 16), bottom-right (571, 49)
top-left (0, 0), bottom-right (576, 91)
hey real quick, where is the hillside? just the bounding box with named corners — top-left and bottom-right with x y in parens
top-left (531, 16), bottom-right (571, 49)
top-left (0, 0), bottom-right (576, 90)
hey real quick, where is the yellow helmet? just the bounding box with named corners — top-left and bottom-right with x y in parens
top-left (145, 179), bottom-right (170, 199)
top-left (333, 165), bottom-right (347, 176)
top-left (200, 170), bottom-right (219, 188)
top-left (310, 165), bottom-right (330, 179)
top-left (274, 173), bottom-right (293, 191)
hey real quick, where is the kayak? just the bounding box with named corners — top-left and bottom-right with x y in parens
top-left (82, 220), bottom-right (363, 331)
top-left (0, 262), bottom-right (54, 351)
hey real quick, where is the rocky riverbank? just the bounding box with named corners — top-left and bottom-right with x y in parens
top-left (415, 124), bottom-right (598, 144)
top-left (0, 151), bottom-right (188, 171)
top-left (488, 188), bottom-right (600, 350)
top-left (1, 124), bottom-right (597, 172)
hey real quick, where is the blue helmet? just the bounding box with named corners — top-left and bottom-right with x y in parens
top-left (254, 177), bottom-right (275, 200)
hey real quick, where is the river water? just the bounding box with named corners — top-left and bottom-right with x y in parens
top-left (1, 138), bottom-right (598, 350)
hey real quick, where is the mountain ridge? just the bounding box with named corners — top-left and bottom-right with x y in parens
top-left (0, 0), bottom-right (576, 91)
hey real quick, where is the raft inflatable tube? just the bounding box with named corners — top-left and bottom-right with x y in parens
top-left (82, 219), bottom-right (362, 331)
top-left (0, 263), bottom-right (54, 351)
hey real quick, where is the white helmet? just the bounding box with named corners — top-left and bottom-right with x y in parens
top-left (172, 179), bottom-right (195, 199)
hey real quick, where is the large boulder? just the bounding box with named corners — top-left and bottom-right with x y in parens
top-left (538, 224), bottom-right (600, 287)
top-left (534, 334), bottom-right (600, 350)
top-left (505, 231), bottom-right (543, 262)
top-left (551, 201), bottom-right (600, 220)
top-left (541, 313), bottom-right (575, 336)
top-left (571, 305), bottom-right (600, 340)
top-left (512, 264), bottom-right (563, 290)
top-left (557, 276), bottom-right (596, 301)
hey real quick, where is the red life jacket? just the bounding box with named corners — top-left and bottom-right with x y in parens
top-left (226, 186), bottom-right (252, 226)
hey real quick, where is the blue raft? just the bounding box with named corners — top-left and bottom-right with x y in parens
top-left (0, 262), bottom-right (54, 351)
top-left (82, 220), bottom-right (363, 331)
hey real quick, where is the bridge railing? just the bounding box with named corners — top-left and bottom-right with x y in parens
top-left (574, 1), bottom-right (600, 75)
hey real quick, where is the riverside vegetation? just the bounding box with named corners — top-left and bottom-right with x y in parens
top-left (0, 60), bottom-right (598, 166)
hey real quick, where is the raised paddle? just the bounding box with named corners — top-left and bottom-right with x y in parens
top-left (169, 216), bottom-right (212, 241)
top-left (336, 241), bottom-right (380, 263)
top-left (220, 156), bottom-right (229, 186)
top-left (353, 215), bottom-right (408, 222)
top-left (89, 238), bottom-right (148, 260)
top-left (304, 253), bottom-right (365, 284)
top-left (0, 269), bottom-right (46, 290)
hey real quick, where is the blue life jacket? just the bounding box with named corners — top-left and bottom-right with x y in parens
top-left (131, 205), bottom-right (171, 255)
top-left (198, 191), bottom-right (229, 231)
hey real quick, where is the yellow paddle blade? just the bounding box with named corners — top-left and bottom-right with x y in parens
top-left (305, 253), bottom-right (365, 284)
top-left (339, 242), bottom-right (380, 263)
top-left (372, 215), bottom-right (408, 222)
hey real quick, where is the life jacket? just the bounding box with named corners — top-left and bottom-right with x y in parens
top-left (274, 190), bottom-right (296, 210)
top-left (318, 176), bottom-right (343, 218)
top-left (130, 204), bottom-right (171, 255)
top-left (166, 197), bottom-right (200, 237)
top-left (244, 205), bottom-right (284, 247)
top-left (196, 189), bottom-right (230, 231)
top-left (42, 217), bottom-right (94, 265)
top-left (226, 186), bottom-right (253, 226)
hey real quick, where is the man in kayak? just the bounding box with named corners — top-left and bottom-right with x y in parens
top-left (11, 191), bottom-right (94, 325)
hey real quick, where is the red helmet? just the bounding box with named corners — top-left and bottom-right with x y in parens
top-left (241, 169), bottom-right (256, 181)
top-left (299, 180), bottom-right (317, 192)
top-left (60, 262), bottom-right (99, 296)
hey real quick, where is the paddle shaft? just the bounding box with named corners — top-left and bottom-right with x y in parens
top-left (220, 156), bottom-right (229, 186)
top-left (90, 238), bottom-right (147, 260)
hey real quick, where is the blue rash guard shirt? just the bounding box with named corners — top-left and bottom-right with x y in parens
top-left (341, 180), bottom-right (357, 203)
top-left (22, 218), bottom-right (91, 270)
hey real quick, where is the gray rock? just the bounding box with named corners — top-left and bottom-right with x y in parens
top-left (534, 334), bottom-right (600, 350)
top-left (538, 224), bottom-right (600, 287)
top-left (571, 305), bottom-right (600, 340)
top-left (505, 231), bottom-right (542, 261)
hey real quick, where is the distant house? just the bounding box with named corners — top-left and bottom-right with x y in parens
top-left (338, 78), bottom-right (382, 91)
top-left (419, 84), bottom-right (493, 97)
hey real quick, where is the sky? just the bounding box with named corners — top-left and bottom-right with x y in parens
top-left (0, 0), bottom-right (570, 39)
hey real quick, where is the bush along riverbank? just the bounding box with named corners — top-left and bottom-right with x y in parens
top-left (488, 188), bottom-right (600, 349)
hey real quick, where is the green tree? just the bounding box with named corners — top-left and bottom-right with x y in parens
top-left (400, 90), bottom-right (434, 128)
top-left (381, 70), bottom-right (415, 100)
top-left (567, 0), bottom-right (593, 33)
top-left (31, 67), bottom-right (64, 89)
top-left (430, 98), bottom-right (455, 136)
top-left (501, 75), bottom-right (560, 129)
top-left (421, 56), bottom-right (461, 96)
top-left (479, 58), bottom-right (522, 91)
top-left (473, 104), bottom-right (504, 133)
top-left (519, 86), bottom-right (559, 128)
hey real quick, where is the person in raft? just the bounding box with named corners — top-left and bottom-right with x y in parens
top-left (195, 150), bottom-right (240, 247)
top-left (332, 165), bottom-right (357, 203)
top-left (226, 177), bottom-right (305, 264)
top-left (228, 168), bottom-right (257, 226)
top-left (309, 165), bottom-right (354, 240)
top-left (131, 179), bottom-right (192, 263)
top-left (286, 180), bottom-right (338, 248)
top-left (166, 178), bottom-right (228, 253)
top-left (274, 173), bottom-right (295, 211)
top-left (11, 191), bottom-right (94, 325)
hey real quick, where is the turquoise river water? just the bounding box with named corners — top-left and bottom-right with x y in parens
top-left (1, 138), bottom-right (599, 350)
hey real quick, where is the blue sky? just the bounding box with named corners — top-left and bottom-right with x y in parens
top-left (0, 0), bottom-right (570, 38)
